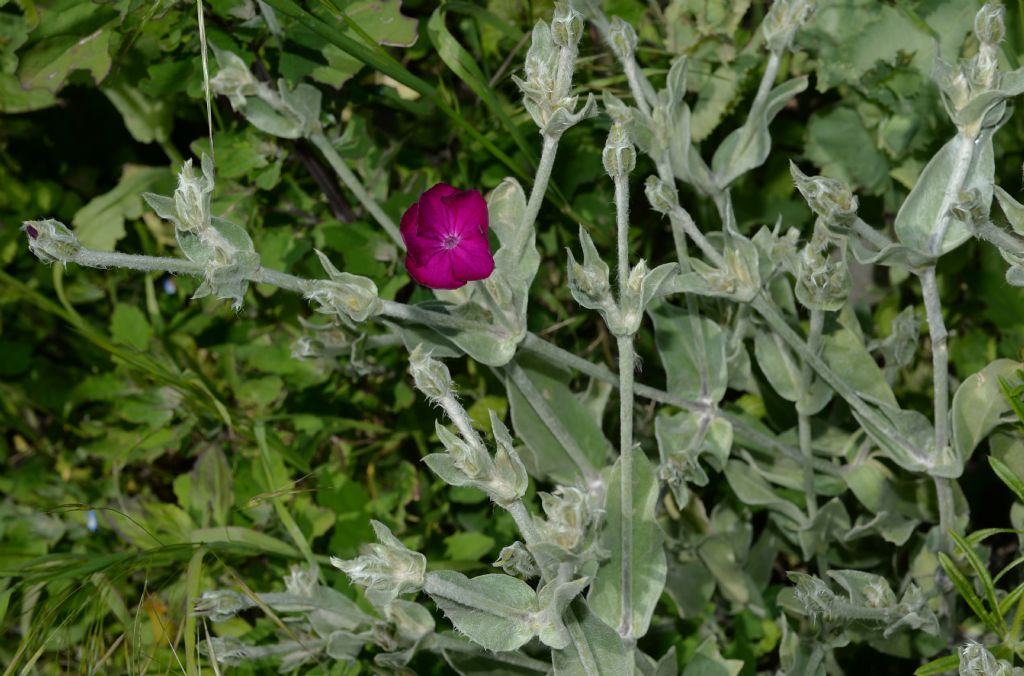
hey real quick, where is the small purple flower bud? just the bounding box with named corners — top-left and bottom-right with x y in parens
top-left (26, 225), bottom-right (39, 239)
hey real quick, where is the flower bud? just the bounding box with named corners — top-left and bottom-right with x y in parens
top-left (975, 3), bottom-right (1006, 46)
top-left (173, 155), bottom-right (215, 234)
top-left (551, 0), bottom-right (584, 48)
top-left (210, 46), bottom-right (261, 111)
top-left (23, 219), bottom-right (81, 264)
top-left (762, 0), bottom-right (814, 53)
top-left (305, 249), bottom-right (382, 322)
top-left (566, 226), bottom-right (613, 312)
top-left (331, 520), bottom-right (426, 606)
top-left (790, 162), bottom-right (858, 229)
top-left (194, 590), bottom-right (255, 622)
top-left (795, 229), bottom-right (850, 312)
top-left (494, 541), bottom-right (540, 579)
top-left (488, 431), bottom-right (529, 504)
top-left (608, 16), bottom-right (637, 60)
top-left (408, 345), bottom-right (454, 401)
top-left (644, 175), bottom-right (679, 216)
top-left (538, 486), bottom-right (591, 552)
top-left (602, 122), bottom-right (636, 177)
top-left (436, 421), bottom-right (487, 479)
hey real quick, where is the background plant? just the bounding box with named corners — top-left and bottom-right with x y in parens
top-left (6, 0), bottom-right (1024, 674)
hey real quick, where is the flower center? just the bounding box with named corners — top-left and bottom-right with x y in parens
top-left (442, 233), bottom-right (461, 250)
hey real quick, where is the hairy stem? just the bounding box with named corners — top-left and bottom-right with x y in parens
top-left (920, 266), bottom-right (955, 550)
top-left (309, 132), bottom-right (404, 249)
top-left (613, 171), bottom-right (636, 645)
top-left (799, 308), bottom-right (827, 573)
top-left (524, 134), bottom-right (560, 233)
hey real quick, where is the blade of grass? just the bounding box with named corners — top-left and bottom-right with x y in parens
top-left (427, 5), bottom-right (534, 166)
top-left (939, 551), bottom-right (1000, 634)
top-left (913, 653), bottom-right (960, 675)
top-left (184, 547), bottom-right (205, 676)
top-left (262, 0), bottom-right (532, 181)
top-left (949, 529), bottom-right (1005, 635)
top-left (254, 422), bottom-right (319, 572)
top-left (990, 455), bottom-right (1024, 503)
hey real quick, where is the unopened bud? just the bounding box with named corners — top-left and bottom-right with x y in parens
top-left (790, 162), bottom-right (858, 228)
top-left (796, 233), bottom-right (850, 312)
top-left (408, 345), bottom-right (453, 400)
top-left (174, 155), bottom-right (215, 233)
top-left (538, 486), bottom-right (591, 552)
top-left (608, 16), bottom-right (637, 60)
top-left (23, 219), bottom-right (81, 264)
top-left (551, 1), bottom-right (584, 48)
top-left (330, 520), bottom-right (426, 606)
top-left (975, 3), bottom-right (1006, 46)
top-left (645, 175), bottom-right (679, 215)
top-left (762, 0), bottom-right (814, 53)
top-left (494, 541), bottom-right (540, 579)
top-left (603, 123), bottom-right (636, 177)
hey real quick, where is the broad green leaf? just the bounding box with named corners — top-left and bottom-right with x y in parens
top-left (650, 301), bottom-right (728, 402)
top-left (72, 165), bottom-right (171, 251)
top-left (109, 304), bottom-right (153, 351)
top-left (894, 131), bottom-right (995, 256)
top-left (952, 359), bottom-right (1021, 465)
top-left (805, 106), bottom-right (889, 194)
top-left (506, 355), bottom-right (609, 483)
top-left (17, 29), bottom-right (112, 94)
top-left (552, 602), bottom-right (628, 676)
top-left (425, 571), bottom-right (538, 652)
top-left (0, 72), bottom-right (56, 113)
top-left (102, 80), bottom-right (173, 144)
top-left (589, 452), bottom-right (667, 638)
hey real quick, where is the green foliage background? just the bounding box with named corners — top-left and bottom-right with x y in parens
top-left (3, 0), bottom-right (1024, 673)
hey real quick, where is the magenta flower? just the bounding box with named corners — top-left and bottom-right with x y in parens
top-left (400, 183), bottom-right (495, 290)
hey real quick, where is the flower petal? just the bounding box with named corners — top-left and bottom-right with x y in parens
top-left (441, 189), bottom-right (489, 240)
top-left (405, 251), bottom-right (465, 289)
top-left (450, 236), bottom-right (495, 283)
top-left (416, 183), bottom-right (460, 239)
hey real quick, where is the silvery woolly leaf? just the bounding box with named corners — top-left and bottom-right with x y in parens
top-left (536, 577), bottom-right (588, 649)
top-left (506, 355), bottom-right (610, 484)
top-left (951, 359), bottom-right (1021, 467)
top-left (711, 76), bottom-right (808, 189)
top-left (656, 410), bottom-right (732, 507)
top-left (995, 183), bottom-right (1024, 236)
top-left (423, 571), bottom-right (539, 652)
top-left (894, 130), bottom-right (995, 257)
top-left (796, 497), bottom-right (850, 560)
top-left (649, 300), bottom-right (729, 402)
top-left (551, 601), bottom-right (627, 676)
top-left (588, 452), bottom-right (666, 638)
top-left (724, 459), bottom-right (807, 527)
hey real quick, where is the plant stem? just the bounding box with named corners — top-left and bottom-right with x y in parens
top-left (524, 134), bottom-right (560, 234)
top-left (506, 500), bottom-right (541, 546)
top-left (799, 308), bottom-right (826, 574)
top-left (613, 170), bottom-right (636, 644)
top-left (616, 336), bottom-right (635, 641)
top-left (920, 265), bottom-right (955, 550)
top-left (72, 248), bottom-right (205, 275)
top-left (309, 132), bottom-right (404, 249)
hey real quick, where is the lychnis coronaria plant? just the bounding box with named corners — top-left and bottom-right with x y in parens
top-left (17, 0), bottom-right (1024, 673)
